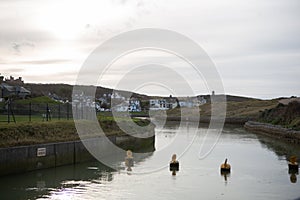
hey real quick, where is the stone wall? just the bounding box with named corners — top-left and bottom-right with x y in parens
top-left (244, 121), bottom-right (300, 144)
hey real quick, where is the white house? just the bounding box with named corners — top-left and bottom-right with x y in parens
top-left (111, 92), bottom-right (125, 100)
top-left (128, 99), bottom-right (141, 112)
top-left (111, 99), bottom-right (141, 112)
top-left (149, 99), bottom-right (169, 110)
top-left (178, 96), bottom-right (206, 108)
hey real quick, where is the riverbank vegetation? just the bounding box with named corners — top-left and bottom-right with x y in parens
top-left (259, 101), bottom-right (300, 130)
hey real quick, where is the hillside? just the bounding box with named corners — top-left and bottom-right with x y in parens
top-left (24, 83), bottom-right (150, 101)
top-left (200, 99), bottom-right (278, 118)
top-left (4, 82), bottom-right (286, 122)
top-left (259, 101), bottom-right (300, 130)
top-left (167, 95), bottom-right (278, 120)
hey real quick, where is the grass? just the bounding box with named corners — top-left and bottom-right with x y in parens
top-left (166, 99), bottom-right (279, 119)
top-left (14, 96), bottom-right (60, 104)
top-left (221, 99), bottom-right (279, 118)
top-left (0, 114), bottom-right (72, 123)
top-left (0, 120), bottom-right (78, 147)
top-left (0, 113), bottom-right (154, 148)
top-left (289, 117), bottom-right (300, 130)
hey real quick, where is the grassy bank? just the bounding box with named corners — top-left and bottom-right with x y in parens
top-left (258, 101), bottom-right (300, 130)
top-left (166, 99), bottom-right (279, 120)
top-left (0, 116), bottom-right (153, 148)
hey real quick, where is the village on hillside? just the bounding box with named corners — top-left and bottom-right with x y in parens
top-left (0, 74), bottom-right (207, 113)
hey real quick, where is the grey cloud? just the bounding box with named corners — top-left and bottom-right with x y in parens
top-left (13, 59), bottom-right (71, 65)
top-left (11, 41), bottom-right (35, 53)
top-left (0, 67), bottom-right (24, 73)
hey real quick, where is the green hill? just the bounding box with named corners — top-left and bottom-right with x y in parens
top-left (259, 101), bottom-right (300, 130)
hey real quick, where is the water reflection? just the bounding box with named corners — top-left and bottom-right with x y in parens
top-left (1, 126), bottom-right (300, 200)
top-left (288, 156), bottom-right (299, 184)
top-left (0, 149), bottom-right (154, 200)
top-left (0, 161), bottom-right (113, 200)
top-left (220, 170), bottom-right (230, 183)
top-left (290, 173), bottom-right (297, 183)
top-left (255, 134), bottom-right (300, 185)
top-left (125, 150), bottom-right (134, 172)
top-left (256, 135), bottom-right (300, 163)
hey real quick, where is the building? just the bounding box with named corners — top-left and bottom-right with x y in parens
top-left (178, 96), bottom-right (206, 108)
top-left (0, 83), bottom-right (31, 99)
top-left (111, 92), bottom-right (125, 100)
top-left (149, 99), bottom-right (169, 110)
top-left (4, 76), bottom-right (24, 85)
top-left (111, 99), bottom-right (141, 112)
top-left (128, 99), bottom-right (141, 112)
top-left (111, 101), bottom-right (129, 112)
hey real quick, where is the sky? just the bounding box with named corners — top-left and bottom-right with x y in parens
top-left (0, 0), bottom-right (299, 99)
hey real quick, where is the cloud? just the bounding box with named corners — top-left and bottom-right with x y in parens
top-left (12, 59), bottom-right (71, 65)
top-left (0, 0), bottom-right (299, 98)
top-left (0, 67), bottom-right (24, 73)
top-left (11, 41), bottom-right (35, 53)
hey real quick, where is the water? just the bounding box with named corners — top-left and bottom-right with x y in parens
top-left (0, 124), bottom-right (299, 200)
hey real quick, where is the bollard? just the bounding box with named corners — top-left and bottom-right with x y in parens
top-left (288, 156), bottom-right (299, 174)
top-left (125, 150), bottom-right (134, 171)
top-left (169, 154), bottom-right (179, 175)
top-left (220, 158), bottom-right (231, 173)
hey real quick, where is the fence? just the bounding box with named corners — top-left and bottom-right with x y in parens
top-left (0, 102), bottom-right (72, 123)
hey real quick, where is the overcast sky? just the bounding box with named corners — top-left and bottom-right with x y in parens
top-left (0, 0), bottom-right (299, 99)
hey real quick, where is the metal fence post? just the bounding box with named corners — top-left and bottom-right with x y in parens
top-left (7, 101), bottom-right (10, 123)
top-left (58, 104), bottom-right (61, 120)
top-left (67, 102), bottom-right (69, 120)
top-left (46, 103), bottom-right (49, 121)
top-left (29, 102), bottom-right (31, 122)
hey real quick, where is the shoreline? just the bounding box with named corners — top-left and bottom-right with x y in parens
top-left (244, 121), bottom-right (300, 144)
top-left (164, 116), bottom-right (252, 125)
top-left (0, 117), bottom-right (155, 176)
top-left (0, 133), bottom-right (155, 176)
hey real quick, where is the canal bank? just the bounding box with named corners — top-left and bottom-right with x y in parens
top-left (244, 121), bottom-right (300, 144)
top-left (0, 134), bottom-right (155, 176)
top-left (0, 117), bottom-right (155, 176)
top-left (163, 116), bottom-right (251, 125)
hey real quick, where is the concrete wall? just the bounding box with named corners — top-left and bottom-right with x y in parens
top-left (0, 134), bottom-right (154, 176)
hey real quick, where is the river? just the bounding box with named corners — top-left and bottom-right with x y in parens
top-left (0, 123), bottom-right (299, 200)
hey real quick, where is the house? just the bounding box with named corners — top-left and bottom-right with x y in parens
top-left (178, 96), bottom-right (206, 108)
top-left (167, 97), bottom-right (178, 109)
top-left (0, 83), bottom-right (31, 99)
top-left (111, 99), bottom-right (141, 112)
top-left (111, 92), bottom-right (125, 100)
top-left (112, 101), bottom-right (129, 112)
top-left (128, 99), bottom-right (141, 112)
top-left (149, 97), bottom-right (178, 111)
top-left (4, 76), bottom-right (24, 85)
top-left (149, 99), bottom-right (169, 110)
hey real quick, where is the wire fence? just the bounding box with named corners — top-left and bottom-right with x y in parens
top-left (0, 102), bottom-right (72, 123)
